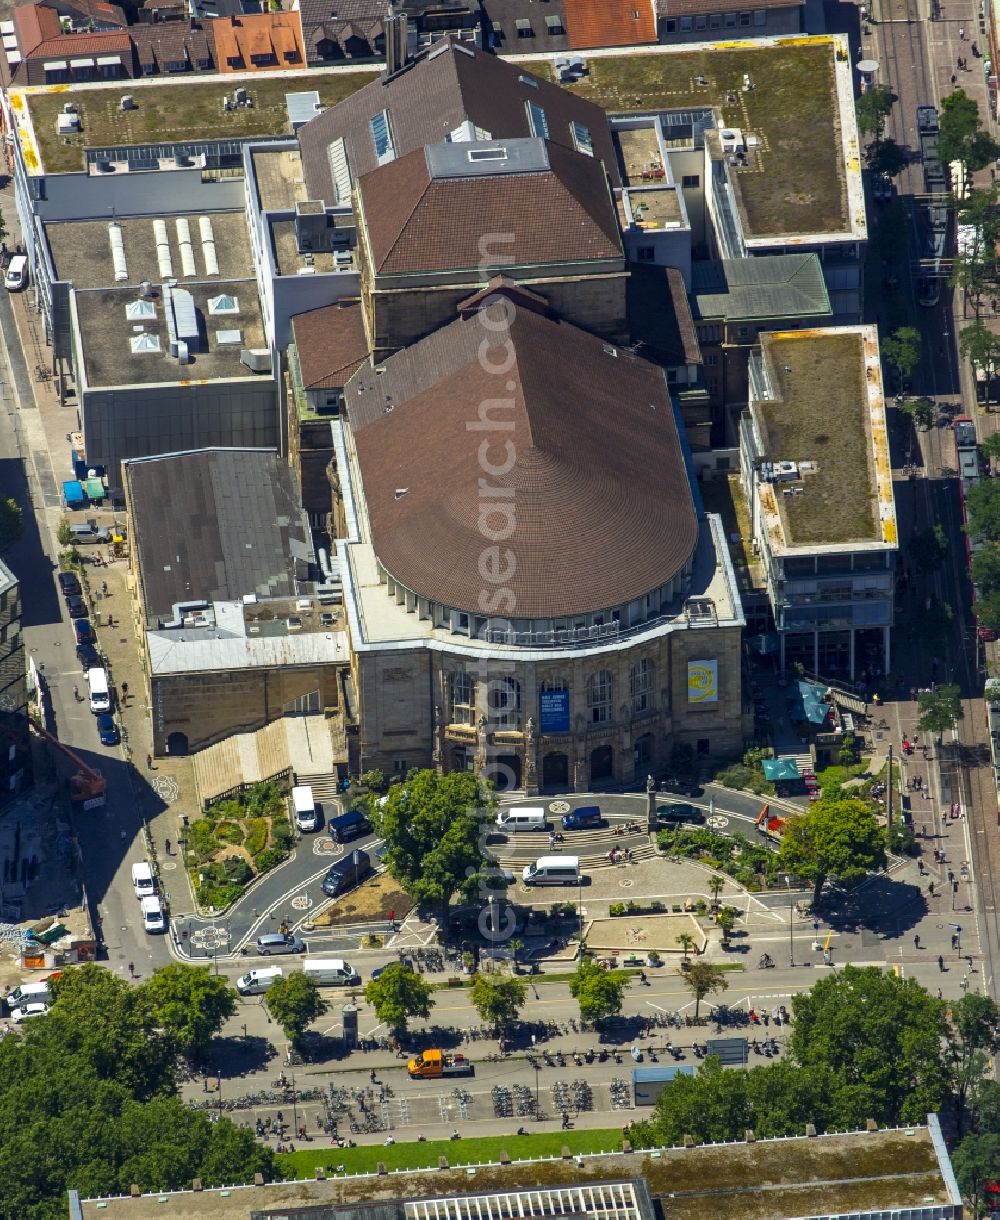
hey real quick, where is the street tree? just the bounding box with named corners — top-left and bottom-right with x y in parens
top-left (469, 971), bottom-right (527, 1032)
top-left (568, 960), bottom-right (628, 1024)
top-left (679, 960), bottom-right (728, 1020)
top-left (909, 523), bottom-right (948, 573)
top-left (0, 497), bottom-right (22, 553)
top-left (952, 1133), bottom-right (1000, 1218)
top-left (373, 769), bottom-right (496, 922)
top-left (913, 600), bottom-right (955, 653)
top-left (967, 475), bottom-right (1000, 540)
top-left (866, 137), bottom-right (908, 179)
top-left (949, 993), bottom-right (1000, 1133)
top-left (916, 684), bottom-right (964, 736)
top-left (939, 89), bottom-right (1000, 168)
top-left (56, 517), bottom-right (74, 548)
top-left (264, 972), bottom-right (329, 1047)
top-left (364, 963), bottom-right (434, 1038)
top-left (901, 396), bottom-right (936, 430)
top-left (855, 83), bottom-right (893, 142)
top-left (776, 798), bottom-right (886, 906)
top-left (139, 964), bottom-right (237, 1061)
top-left (972, 544), bottom-right (1000, 597)
top-left (677, 931), bottom-right (696, 961)
top-left (716, 906), bottom-right (737, 944)
top-left (790, 966), bottom-right (951, 1126)
top-left (981, 431), bottom-right (1000, 470)
top-left (881, 326), bottom-right (921, 391)
top-left (960, 321), bottom-right (1000, 407)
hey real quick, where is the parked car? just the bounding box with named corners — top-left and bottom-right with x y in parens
top-left (4, 255), bottom-right (28, 292)
top-left (66, 596), bottom-right (88, 620)
top-left (654, 802), bottom-right (705, 826)
top-left (873, 174), bottom-right (893, 202)
top-left (255, 932), bottom-right (306, 956)
top-left (9, 1001), bottom-right (49, 1024)
top-left (96, 713), bottom-right (119, 746)
top-left (57, 571), bottom-right (81, 597)
top-left (76, 643), bottom-right (100, 670)
top-left (141, 896), bottom-right (167, 934)
top-left (74, 619), bottom-right (94, 645)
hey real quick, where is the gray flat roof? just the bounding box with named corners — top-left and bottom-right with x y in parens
top-left (45, 211), bottom-right (253, 288)
top-left (73, 280), bottom-right (265, 388)
top-left (691, 255), bottom-right (831, 323)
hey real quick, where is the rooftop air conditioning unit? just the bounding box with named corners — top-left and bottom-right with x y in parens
top-left (240, 348), bottom-right (271, 374)
top-left (120, 95), bottom-right (136, 111)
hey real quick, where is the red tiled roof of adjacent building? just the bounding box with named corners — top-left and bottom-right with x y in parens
top-left (210, 11), bottom-right (305, 72)
top-left (345, 304), bottom-right (698, 618)
top-left (563, 0), bottom-right (657, 49)
top-left (291, 301), bottom-right (369, 389)
top-left (14, 3), bottom-right (62, 54)
top-left (30, 28), bottom-right (131, 57)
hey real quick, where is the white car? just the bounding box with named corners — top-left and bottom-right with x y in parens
top-left (141, 895), bottom-right (167, 934)
top-left (10, 1001), bottom-right (49, 1024)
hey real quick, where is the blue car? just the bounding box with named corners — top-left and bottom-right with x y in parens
top-left (96, 713), bottom-right (119, 746)
top-left (74, 619), bottom-right (94, 645)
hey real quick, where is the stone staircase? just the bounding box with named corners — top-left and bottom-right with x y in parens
top-left (295, 771), bottom-right (342, 804)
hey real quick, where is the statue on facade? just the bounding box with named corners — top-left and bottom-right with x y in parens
top-left (646, 773), bottom-right (655, 794)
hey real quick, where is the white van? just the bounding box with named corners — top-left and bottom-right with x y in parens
top-left (236, 967), bottom-right (283, 996)
top-left (8, 979), bottom-right (53, 1008)
top-left (5, 255), bottom-right (27, 292)
top-left (496, 807), bottom-right (547, 833)
top-left (292, 785), bottom-right (318, 832)
top-left (303, 957), bottom-right (359, 987)
top-left (522, 855), bottom-right (581, 886)
top-left (131, 861), bottom-right (156, 899)
top-left (87, 666), bottom-right (111, 714)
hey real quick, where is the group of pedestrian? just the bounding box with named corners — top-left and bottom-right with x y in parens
top-left (606, 847), bottom-right (633, 865)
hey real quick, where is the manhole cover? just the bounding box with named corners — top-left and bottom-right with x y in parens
top-left (619, 879), bottom-right (634, 888)
top-left (707, 815), bottom-right (729, 829)
top-left (291, 894), bottom-right (313, 911)
top-left (549, 801), bottom-right (570, 814)
top-left (161, 862), bottom-right (178, 871)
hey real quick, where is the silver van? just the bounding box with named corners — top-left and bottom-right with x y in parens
top-left (496, 807), bottom-right (547, 832)
top-left (522, 855), bottom-right (581, 886)
top-left (256, 932), bottom-right (306, 956)
top-left (236, 967), bottom-right (283, 995)
top-left (8, 980), bottom-right (53, 1008)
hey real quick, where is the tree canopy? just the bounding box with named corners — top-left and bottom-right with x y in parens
top-left (373, 770), bottom-right (497, 919)
top-left (881, 326), bottom-right (921, 390)
top-left (967, 474), bottom-right (1000, 539)
top-left (960, 322), bottom-right (1000, 406)
top-left (916, 684), bottom-right (964, 735)
top-left (777, 798), bottom-right (886, 905)
top-left (1, 963), bottom-right (273, 1219)
top-left (679, 961), bottom-right (728, 1019)
top-left (568, 960), bottom-right (628, 1023)
top-left (364, 963), bottom-right (434, 1037)
top-left (866, 137), bottom-right (908, 179)
top-left (0, 497), bottom-right (22, 554)
top-left (939, 89), bottom-right (1000, 169)
top-left (855, 84), bottom-right (893, 142)
top-left (264, 972), bottom-right (329, 1046)
top-left (469, 971), bottom-right (527, 1032)
top-left (140, 963), bottom-right (237, 1060)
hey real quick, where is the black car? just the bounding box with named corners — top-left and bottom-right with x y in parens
top-left (655, 802), bottom-right (705, 826)
top-left (76, 643), bottom-right (100, 670)
top-left (66, 595), bottom-right (88, 619)
top-left (74, 619), bottom-right (95, 645)
top-left (322, 849), bottom-right (372, 898)
top-left (57, 571), bottom-right (81, 598)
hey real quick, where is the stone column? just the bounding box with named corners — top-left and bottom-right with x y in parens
top-left (524, 717), bottom-right (538, 796)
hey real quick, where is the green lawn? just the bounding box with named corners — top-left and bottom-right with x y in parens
top-left (277, 1128), bottom-right (622, 1179)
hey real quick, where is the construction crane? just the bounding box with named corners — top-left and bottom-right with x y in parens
top-left (28, 718), bottom-right (106, 807)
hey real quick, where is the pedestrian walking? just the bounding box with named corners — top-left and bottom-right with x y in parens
top-left (951, 74), bottom-right (958, 86)
top-left (938, 954), bottom-right (946, 972)
top-left (960, 25), bottom-right (965, 39)
top-left (146, 753), bottom-right (153, 770)
top-left (929, 881), bottom-right (936, 896)
top-left (914, 933), bottom-right (921, 948)
top-left (127, 961), bottom-right (135, 978)
top-left (101, 581), bottom-right (108, 596)
top-left (121, 681), bottom-right (128, 701)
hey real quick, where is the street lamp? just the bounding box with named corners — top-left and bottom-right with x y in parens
top-left (785, 874), bottom-right (795, 967)
top-left (534, 1062), bottom-right (540, 1122)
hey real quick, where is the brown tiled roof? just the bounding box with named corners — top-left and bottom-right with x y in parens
top-left (357, 140), bottom-right (621, 276)
top-left (298, 38), bottom-right (620, 203)
top-left (29, 27), bottom-right (130, 56)
top-left (291, 301), bottom-right (369, 389)
top-left (457, 276), bottom-right (551, 319)
top-left (345, 305), bottom-right (697, 618)
top-left (14, 3), bottom-right (62, 53)
top-left (564, 0), bottom-right (657, 48)
top-left (210, 11), bottom-right (305, 71)
top-left (627, 264), bottom-right (701, 367)
top-left (130, 21), bottom-right (215, 71)
top-left (657, 0), bottom-right (796, 13)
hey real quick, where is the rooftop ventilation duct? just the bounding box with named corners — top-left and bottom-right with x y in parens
top-left (199, 216), bottom-right (219, 277)
top-left (153, 219), bottom-right (173, 279)
top-left (108, 223), bottom-right (128, 283)
top-left (175, 218), bottom-right (196, 277)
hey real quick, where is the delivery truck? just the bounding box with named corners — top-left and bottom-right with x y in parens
top-left (407, 1049), bottom-right (474, 1079)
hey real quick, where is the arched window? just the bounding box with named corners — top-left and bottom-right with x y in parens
top-left (488, 677), bottom-right (521, 728)
top-left (588, 671), bottom-right (612, 724)
top-left (450, 671), bottom-right (476, 725)
top-left (630, 659), bottom-right (653, 714)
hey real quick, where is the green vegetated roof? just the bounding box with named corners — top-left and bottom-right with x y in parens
top-left (756, 330), bottom-right (879, 547)
top-left (558, 38), bottom-right (847, 238)
top-left (691, 254), bottom-right (832, 322)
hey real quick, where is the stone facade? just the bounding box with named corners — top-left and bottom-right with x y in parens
top-left (0, 562), bottom-right (29, 801)
top-left (354, 622), bottom-right (743, 790)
